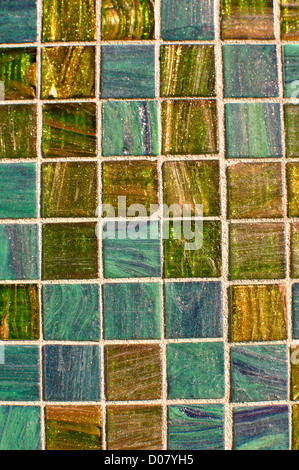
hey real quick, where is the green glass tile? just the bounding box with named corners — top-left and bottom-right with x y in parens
top-left (42, 103), bottom-right (97, 159)
top-left (168, 405), bottom-right (225, 451)
top-left (0, 0), bottom-right (37, 44)
top-left (0, 284), bottom-right (39, 341)
top-left (0, 163), bottom-right (37, 218)
top-left (291, 223), bottom-right (299, 278)
top-left (107, 405), bottom-right (162, 450)
top-left (167, 342), bottom-right (225, 399)
top-left (285, 105), bottom-right (299, 158)
top-left (287, 163), bottom-right (299, 217)
top-left (101, 45), bottom-right (155, 99)
top-left (0, 224), bottom-right (39, 280)
top-left (283, 45), bottom-right (299, 97)
top-left (231, 345), bottom-right (288, 402)
top-left (104, 282), bottom-right (161, 339)
top-left (46, 406), bottom-right (102, 451)
top-left (223, 45), bottom-right (278, 98)
top-left (293, 405), bottom-right (299, 450)
top-left (43, 0), bottom-right (96, 42)
top-left (221, 0), bottom-right (275, 39)
top-left (102, 0), bottom-right (155, 40)
top-left (227, 163), bottom-right (283, 219)
top-left (105, 344), bottom-right (162, 400)
top-left (230, 223), bottom-right (285, 280)
top-left (164, 220), bottom-right (222, 278)
top-left (0, 345), bottom-right (39, 400)
top-left (230, 285), bottom-right (287, 342)
top-left (42, 223), bottom-right (98, 280)
top-left (43, 284), bottom-right (100, 341)
top-left (281, 0), bottom-right (299, 40)
top-left (160, 45), bottom-right (215, 97)
top-left (42, 47), bottom-right (95, 99)
top-left (42, 162), bottom-right (98, 218)
top-left (162, 100), bottom-right (218, 155)
top-left (102, 101), bottom-right (159, 156)
top-left (292, 346), bottom-right (299, 400)
top-left (0, 406), bottom-right (41, 450)
top-left (0, 105), bottom-right (37, 159)
top-left (0, 47), bottom-right (36, 100)
top-left (225, 103), bottom-right (282, 158)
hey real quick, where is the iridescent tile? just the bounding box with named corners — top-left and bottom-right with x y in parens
top-left (0, 47), bottom-right (36, 100)
top-left (0, 105), bottom-right (37, 159)
top-left (0, 406), bottom-right (41, 450)
top-left (0, 163), bottom-right (37, 218)
top-left (291, 346), bottom-right (299, 400)
top-left (283, 45), bottom-right (299, 97)
top-left (293, 284), bottom-right (299, 338)
top-left (287, 163), bottom-right (299, 217)
top-left (0, 0), bottom-right (37, 44)
top-left (285, 105), bottom-right (299, 158)
top-left (291, 223), bottom-right (299, 278)
top-left (281, 0), bottom-right (299, 41)
top-left (293, 405), bottom-right (299, 450)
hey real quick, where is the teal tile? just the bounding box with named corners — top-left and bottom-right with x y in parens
top-left (0, 0), bottom-right (37, 44)
top-left (231, 345), bottom-right (288, 402)
top-left (167, 342), bottom-right (225, 399)
top-left (168, 405), bottom-right (224, 450)
top-left (101, 45), bottom-right (155, 98)
top-left (102, 101), bottom-right (159, 156)
top-left (43, 284), bottom-right (100, 341)
top-left (104, 282), bottom-right (162, 340)
top-left (223, 45), bottom-right (279, 98)
top-left (0, 224), bottom-right (39, 280)
top-left (0, 406), bottom-right (41, 450)
top-left (225, 103), bottom-right (282, 158)
top-left (0, 345), bottom-right (39, 401)
top-left (0, 164), bottom-right (36, 218)
top-left (283, 45), bottom-right (299, 98)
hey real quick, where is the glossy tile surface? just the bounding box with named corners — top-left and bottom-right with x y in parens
top-left (285, 105), bottom-right (299, 158)
top-left (0, 163), bottom-right (36, 218)
top-left (0, 48), bottom-right (36, 100)
top-left (0, 0), bottom-right (37, 44)
top-left (0, 406), bottom-right (41, 450)
top-left (0, 105), bottom-right (37, 159)
top-left (281, 0), bottom-right (299, 40)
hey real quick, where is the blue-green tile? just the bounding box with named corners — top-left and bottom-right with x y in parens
top-left (0, 224), bottom-right (39, 280)
top-left (104, 282), bottom-right (161, 340)
top-left (233, 406), bottom-right (289, 450)
top-left (231, 345), bottom-right (288, 402)
top-left (0, 0), bottom-right (37, 43)
top-left (0, 406), bottom-right (41, 450)
top-left (101, 45), bottom-right (155, 98)
top-left (161, 0), bottom-right (214, 40)
top-left (165, 282), bottom-right (222, 339)
top-left (44, 345), bottom-right (101, 402)
top-left (168, 405), bottom-right (224, 450)
top-left (0, 164), bottom-right (36, 218)
top-left (223, 45), bottom-right (279, 98)
top-left (0, 345), bottom-right (39, 401)
top-left (293, 283), bottom-right (299, 339)
top-left (102, 101), bottom-right (159, 156)
top-left (225, 103), bottom-right (283, 158)
top-left (43, 284), bottom-right (100, 341)
top-left (167, 342), bottom-right (225, 399)
top-left (283, 45), bottom-right (299, 98)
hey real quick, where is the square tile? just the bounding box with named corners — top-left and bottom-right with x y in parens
top-left (231, 345), bottom-right (288, 402)
top-left (167, 342), bottom-right (225, 399)
top-left (168, 405), bottom-right (224, 450)
top-left (291, 223), bottom-right (299, 278)
top-left (46, 406), bottom-right (102, 450)
top-left (0, 105), bottom-right (37, 159)
top-left (43, 0), bottom-right (96, 42)
top-left (103, 282), bottom-right (161, 340)
top-left (287, 163), bottom-right (299, 217)
top-left (165, 282), bottom-right (222, 339)
top-left (285, 105), bottom-right (299, 158)
top-left (161, 0), bottom-right (214, 40)
top-left (0, 0), bottom-right (37, 43)
top-left (163, 161), bottom-right (220, 217)
top-left (42, 162), bottom-right (98, 218)
top-left (291, 346), bottom-right (299, 400)
top-left (164, 220), bottom-right (222, 278)
top-left (0, 224), bottom-right (39, 280)
top-left (0, 345), bottom-right (39, 400)
top-left (227, 163), bottom-right (283, 219)
top-left (281, 0), bottom-right (299, 41)
top-left (105, 344), bottom-right (162, 401)
top-left (107, 405), bottom-right (162, 450)
top-left (225, 103), bottom-right (283, 158)
top-left (42, 47), bottom-right (95, 99)
top-left (42, 103), bottom-right (97, 159)
top-left (0, 284), bottom-right (39, 341)
top-left (230, 223), bottom-right (285, 280)
top-left (162, 99), bottom-right (218, 155)
top-left (102, 101), bottom-right (159, 156)
top-left (0, 406), bottom-right (41, 450)
top-left (101, 45), bottom-right (155, 98)
top-left (43, 284), bottom-right (100, 341)
top-left (44, 345), bottom-right (101, 401)
top-left (221, 0), bottom-right (275, 39)
top-left (230, 285), bottom-right (287, 342)
top-left (0, 47), bottom-right (36, 99)
top-left (160, 45), bottom-right (215, 97)
top-left (42, 223), bottom-right (98, 280)
top-left (293, 284), bottom-right (299, 338)
top-left (0, 163), bottom-right (36, 218)
top-left (293, 405), bottom-right (299, 450)
top-left (233, 406), bottom-right (289, 450)
top-left (223, 45), bottom-right (278, 98)
top-left (283, 45), bottom-right (299, 98)
top-left (102, 0), bottom-right (155, 40)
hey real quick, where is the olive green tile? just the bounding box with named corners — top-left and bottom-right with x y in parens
top-left (0, 105), bottom-right (37, 159)
top-left (293, 405), bottom-right (299, 450)
top-left (292, 346), bottom-right (299, 401)
top-left (287, 163), bottom-right (299, 217)
top-left (285, 105), bottom-right (299, 158)
top-left (281, 0), bottom-right (299, 41)
top-left (0, 47), bottom-right (36, 100)
top-left (291, 223), bottom-right (299, 278)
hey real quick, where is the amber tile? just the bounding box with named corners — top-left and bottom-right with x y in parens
top-left (287, 163), bottom-right (299, 217)
top-left (281, 0), bottom-right (299, 41)
top-left (0, 105), bottom-right (37, 159)
top-left (293, 405), bottom-right (299, 450)
top-left (0, 47), bottom-right (36, 100)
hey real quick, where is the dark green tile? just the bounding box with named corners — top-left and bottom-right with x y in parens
top-left (291, 223), bottom-right (299, 278)
top-left (287, 163), bottom-right (299, 217)
top-left (0, 47), bottom-right (36, 100)
top-left (0, 0), bottom-right (37, 44)
top-left (0, 163), bottom-right (36, 218)
top-left (285, 105), bottom-right (299, 158)
top-left (283, 45), bottom-right (299, 97)
top-left (0, 105), bottom-right (37, 159)
top-left (281, 0), bottom-right (299, 41)
top-left (0, 406), bottom-right (41, 450)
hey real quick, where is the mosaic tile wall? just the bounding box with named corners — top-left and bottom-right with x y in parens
top-left (0, 0), bottom-right (298, 451)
